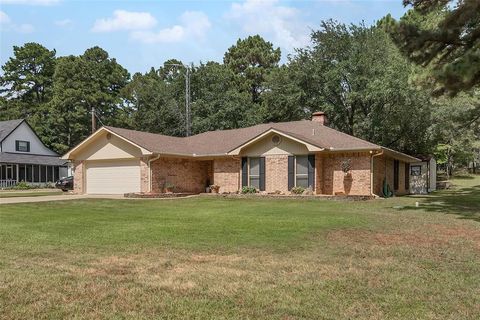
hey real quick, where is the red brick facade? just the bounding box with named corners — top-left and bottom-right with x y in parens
top-left (150, 157), bottom-right (211, 193)
top-left (72, 153), bottom-right (409, 197)
top-left (373, 154), bottom-right (409, 196)
top-left (212, 158), bottom-right (240, 193)
top-left (265, 155), bottom-right (289, 193)
top-left (317, 152), bottom-right (371, 196)
top-left (73, 160), bottom-right (84, 194)
top-left (140, 157), bottom-right (149, 193)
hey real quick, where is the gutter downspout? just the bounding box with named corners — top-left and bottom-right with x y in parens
top-left (371, 150), bottom-right (384, 198)
top-left (148, 154), bottom-right (161, 193)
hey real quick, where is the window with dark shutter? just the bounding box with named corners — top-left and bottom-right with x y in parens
top-left (15, 140), bottom-right (30, 152)
top-left (295, 156), bottom-right (309, 188)
top-left (288, 156), bottom-right (294, 190)
top-left (259, 157), bottom-right (265, 191)
top-left (249, 157), bottom-right (260, 189)
top-left (308, 154), bottom-right (315, 189)
top-left (241, 157), bottom-right (248, 187)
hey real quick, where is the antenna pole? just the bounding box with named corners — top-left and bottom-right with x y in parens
top-left (91, 106), bottom-right (96, 133)
top-left (185, 66), bottom-right (191, 137)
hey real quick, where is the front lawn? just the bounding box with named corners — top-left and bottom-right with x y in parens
top-left (0, 176), bottom-right (479, 319)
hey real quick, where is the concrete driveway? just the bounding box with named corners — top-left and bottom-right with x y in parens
top-left (0, 194), bottom-right (126, 205)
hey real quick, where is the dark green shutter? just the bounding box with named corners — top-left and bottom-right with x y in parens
top-left (26, 141), bottom-right (30, 152)
top-left (288, 156), bottom-right (294, 190)
top-left (259, 157), bottom-right (265, 191)
top-left (241, 157), bottom-right (248, 187)
top-left (15, 140), bottom-right (19, 151)
top-left (308, 154), bottom-right (315, 189)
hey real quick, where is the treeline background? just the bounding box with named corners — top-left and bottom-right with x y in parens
top-left (1, 9), bottom-right (479, 174)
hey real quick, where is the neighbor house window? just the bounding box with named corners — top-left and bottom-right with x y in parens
top-left (15, 140), bottom-right (30, 152)
top-left (249, 157), bottom-right (260, 189)
top-left (295, 156), bottom-right (309, 188)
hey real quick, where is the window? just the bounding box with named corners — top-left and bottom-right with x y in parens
top-left (15, 140), bottom-right (30, 152)
top-left (405, 163), bottom-right (410, 190)
top-left (394, 160), bottom-right (400, 190)
top-left (40, 165), bottom-right (46, 183)
top-left (249, 157), bottom-right (260, 189)
top-left (296, 156), bottom-right (309, 188)
top-left (26, 165), bottom-right (33, 182)
top-left (33, 165), bottom-right (40, 182)
top-left (411, 165), bottom-right (421, 176)
top-left (47, 166), bottom-right (53, 182)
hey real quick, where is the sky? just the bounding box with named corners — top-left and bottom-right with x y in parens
top-left (0, 0), bottom-right (408, 74)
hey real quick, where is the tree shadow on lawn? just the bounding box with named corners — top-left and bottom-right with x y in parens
top-left (400, 185), bottom-right (480, 222)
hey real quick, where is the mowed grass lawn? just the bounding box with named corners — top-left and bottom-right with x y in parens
top-left (0, 176), bottom-right (479, 319)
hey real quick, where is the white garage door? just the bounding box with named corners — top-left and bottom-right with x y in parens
top-left (86, 159), bottom-right (140, 194)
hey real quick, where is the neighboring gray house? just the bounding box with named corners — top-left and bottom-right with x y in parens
top-left (0, 119), bottom-right (68, 188)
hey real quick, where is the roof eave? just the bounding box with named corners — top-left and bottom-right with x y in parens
top-left (381, 147), bottom-right (421, 162)
top-left (62, 127), bottom-right (153, 160)
top-left (227, 128), bottom-right (324, 155)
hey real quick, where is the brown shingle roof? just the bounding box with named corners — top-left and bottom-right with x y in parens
top-left (105, 120), bottom-right (380, 156)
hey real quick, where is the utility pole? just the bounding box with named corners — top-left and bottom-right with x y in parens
top-left (91, 106), bottom-right (96, 134)
top-left (185, 66), bottom-right (191, 136)
top-left (163, 63), bottom-right (191, 137)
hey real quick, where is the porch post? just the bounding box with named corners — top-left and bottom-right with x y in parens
top-left (16, 164), bottom-right (19, 182)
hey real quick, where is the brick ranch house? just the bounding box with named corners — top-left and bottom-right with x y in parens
top-left (62, 112), bottom-right (419, 196)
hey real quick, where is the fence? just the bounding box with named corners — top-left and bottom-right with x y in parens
top-left (0, 180), bottom-right (17, 189)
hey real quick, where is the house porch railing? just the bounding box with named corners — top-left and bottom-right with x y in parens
top-left (0, 179), bottom-right (17, 189)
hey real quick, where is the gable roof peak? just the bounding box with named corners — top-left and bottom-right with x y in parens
top-left (0, 119), bottom-right (25, 142)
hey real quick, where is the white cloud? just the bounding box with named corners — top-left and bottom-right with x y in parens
top-left (92, 10), bottom-right (157, 32)
top-left (55, 18), bottom-right (72, 27)
top-left (0, 0), bottom-right (60, 5)
top-left (0, 10), bottom-right (11, 24)
top-left (0, 10), bottom-right (34, 33)
top-left (130, 11), bottom-right (211, 44)
top-left (225, 0), bottom-right (310, 52)
top-left (16, 23), bottom-right (34, 33)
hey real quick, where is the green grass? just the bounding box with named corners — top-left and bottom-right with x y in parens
top-left (0, 176), bottom-right (479, 319)
top-left (0, 190), bottom-right (63, 198)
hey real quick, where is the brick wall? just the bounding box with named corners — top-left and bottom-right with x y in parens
top-left (373, 155), bottom-right (409, 196)
top-left (73, 160), bottom-right (84, 194)
top-left (321, 152), bottom-right (371, 196)
top-left (151, 157), bottom-right (211, 193)
top-left (213, 158), bottom-right (240, 193)
top-left (265, 155), bottom-right (289, 193)
top-left (140, 157), bottom-right (149, 193)
top-left (315, 155), bottom-right (324, 194)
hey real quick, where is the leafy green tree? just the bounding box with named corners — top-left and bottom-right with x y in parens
top-left (289, 20), bottom-right (434, 154)
top-left (0, 42), bottom-right (56, 134)
top-left (389, 0), bottom-right (480, 97)
top-left (191, 62), bottom-right (257, 133)
top-left (224, 35), bottom-right (281, 103)
top-left (122, 69), bottom-right (185, 136)
top-left (430, 91), bottom-right (480, 176)
top-left (260, 66), bottom-right (307, 123)
top-left (46, 47), bottom-right (129, 153)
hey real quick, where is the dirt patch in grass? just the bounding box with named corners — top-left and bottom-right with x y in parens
top-left (327, 222), bottom-right (480, 249)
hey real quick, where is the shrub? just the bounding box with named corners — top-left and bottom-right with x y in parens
top-left (290, 186), bottom-right (305, 195)
top-left (241, 186), bottom-right (257, 194)
top-left (12, 181), bottom-right (32, 190)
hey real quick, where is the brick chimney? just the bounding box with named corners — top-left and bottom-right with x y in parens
top-left (311, 111), bottom-right (328, 125)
